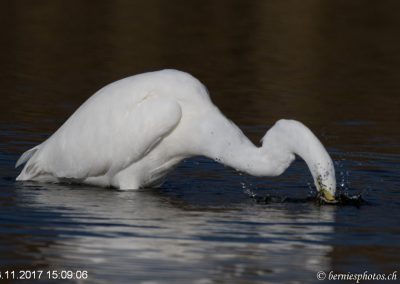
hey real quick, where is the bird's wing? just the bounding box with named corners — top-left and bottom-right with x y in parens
top-left (19, 95), bottom-right (182, 180)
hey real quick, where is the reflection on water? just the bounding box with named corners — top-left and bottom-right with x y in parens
top-left (6, 180), bottom-right (336, 284)
top-left (1, 0), bottom-right (400, 283)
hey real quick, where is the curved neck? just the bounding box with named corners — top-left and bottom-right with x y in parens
top-left (197, 110), bottom-right (294, 177)
top-left (261, 119), bottom-right (336, 196)
top-left (196, 114), bottom-right (336, 198)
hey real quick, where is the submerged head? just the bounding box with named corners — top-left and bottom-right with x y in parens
top-left (290, 120), bottom-right (337, 201)
top-left (314, 166), bottom-right (337, 202)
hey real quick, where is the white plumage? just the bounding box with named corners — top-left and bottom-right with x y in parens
top-left (16, 69), bottom-right (337, 200)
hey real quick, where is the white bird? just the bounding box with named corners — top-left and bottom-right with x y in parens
top-left (16, 69), bottom-right (336, 201)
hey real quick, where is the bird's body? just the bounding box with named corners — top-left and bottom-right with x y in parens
top-left (16, 69), bottom-right (337, 200)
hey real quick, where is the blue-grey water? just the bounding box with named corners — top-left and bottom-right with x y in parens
top-left (1, 1), bottom-right (399, 283)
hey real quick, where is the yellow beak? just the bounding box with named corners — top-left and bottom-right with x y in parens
top-left (321, 189), bottom-right (336, 202)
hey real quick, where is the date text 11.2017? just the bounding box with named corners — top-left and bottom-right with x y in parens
top-left (0, 270), bottom-right (88, 280)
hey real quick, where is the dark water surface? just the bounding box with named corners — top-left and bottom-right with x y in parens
top-left (1, 1), bottom-right (399, 283)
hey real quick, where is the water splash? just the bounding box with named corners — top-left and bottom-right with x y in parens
top-left (336, 158), bottom-right (351, 191)
top-left (241, 173), bottom-right (367, 206)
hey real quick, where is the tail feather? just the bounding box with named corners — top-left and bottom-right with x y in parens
top-left (15, 146), bottom-right (40, 168)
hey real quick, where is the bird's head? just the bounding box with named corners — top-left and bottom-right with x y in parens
top-left (312, 165), bottom-right (336, 202)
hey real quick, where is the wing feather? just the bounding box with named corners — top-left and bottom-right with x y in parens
top-left (17, 94), bottom-right (182, 181)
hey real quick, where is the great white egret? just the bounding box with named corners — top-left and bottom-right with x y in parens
top-left (16, 69), bottom-right (336, 201)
